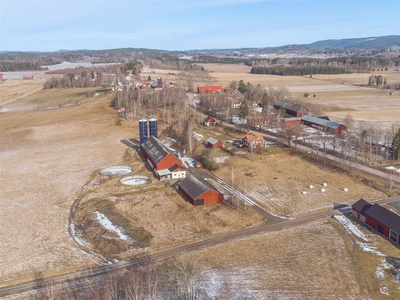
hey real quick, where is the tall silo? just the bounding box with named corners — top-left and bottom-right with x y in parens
top-left (149, 118), bottom-right (158, 138)
top-left (139, 119), bottom-right (148, 145)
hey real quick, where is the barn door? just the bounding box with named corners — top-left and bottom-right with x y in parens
top-left (195, 199), bottom-right (204, 206)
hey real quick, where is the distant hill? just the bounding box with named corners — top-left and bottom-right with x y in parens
top-left (309, 35), bottom-right (400, 49)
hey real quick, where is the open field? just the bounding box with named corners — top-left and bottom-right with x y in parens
top-left (211, 149), bottom-right (387, 218)
top-left (178, 216), bottom-right (400, 299)
top-left (147, 63), bottom-right (400, 124)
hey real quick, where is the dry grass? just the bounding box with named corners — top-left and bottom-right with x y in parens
top-left (178, 217), bottom-right (400, 299)
top-left (211, 150), bottom-right (387, 218)
top-left (74, 159), bottom-right (265, 260)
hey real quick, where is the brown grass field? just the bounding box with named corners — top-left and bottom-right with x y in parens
top-left (0, 65), bottom-right (399, 297)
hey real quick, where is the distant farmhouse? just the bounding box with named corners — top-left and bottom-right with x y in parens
top-left (242, 133), bottom-right (267, 150)
top-left (274, 100), bottom-right (309, 119)
top-left (301, 115), bottom-right (347, 135)
top-left (177, 175), bottom-right (224, 206)
top-left (352, 199), bottom-right (400, 246)
top-left (204, 116), bottom-right (217, 126)
top-left (198, 85), bottom-right (223, 94)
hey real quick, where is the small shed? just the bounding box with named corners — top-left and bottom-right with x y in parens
top-left (283, 117), bottom-right (298, 125)
top-left (177, 175), bottom-right (224, 206)
top-left (204, 116), bottom-right (217, 126)
top-left (206, 137), bottom-right (223, 150)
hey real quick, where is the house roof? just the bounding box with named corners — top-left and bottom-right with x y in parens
top-left (142, 136), bottom-right (175, 165)
top-left (169, 164), bottom-right (185, 172)
top-left (178, 175), bottom-right (220, 200)
top-left (274, 100), bottom-right (307, 112)
top-left (198, 86), bottom-right (223, 93)
top-left (352, 199), bottom-right (372, 214)
top-left (301, 115), bottom-right (344, 130)
top-left (243, 133), bottom-right (264, 143)
top-left (205, 116), bottom-right (216, 123)
top-left (206, 137), bottom-right (219, 145)
top-left (365, 204), bottom-right (400, 233)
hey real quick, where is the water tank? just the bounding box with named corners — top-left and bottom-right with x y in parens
top-left (139, 119), bottom-right (148, 145)
top-left (149, 118), bottom-right (158, 138)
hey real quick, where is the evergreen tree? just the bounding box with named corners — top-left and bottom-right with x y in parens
top-left (391, 129), bottom-right (400, 160)
top-left (238, 101), bottom-right (249, 121)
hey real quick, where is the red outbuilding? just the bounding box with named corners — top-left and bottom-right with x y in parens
top-left (198, 85), bottom-right (223, 94)
top-left (206, 137), bottom-right (223, 150)
top-left (204, 116), bottom-right (217, 126)
top-left (141, 136), bottom-right (186, 180)
top-left (177, 175), bottom-right (224, 206)
top-left (352, 199), bottom-right (400, 246)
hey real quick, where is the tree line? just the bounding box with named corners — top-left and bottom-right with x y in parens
top-left (251, 66), bottom-right (347, 76)
top-left (0, 61), bottom-right (45, 72)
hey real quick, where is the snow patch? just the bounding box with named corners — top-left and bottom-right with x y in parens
top-left (214, 156), bottom-right (229, 163)
top-left (181, 156), bottom-right (196, 168)
top-left (335, 215), bottom-right (368, 241)
top-left (95, 212), bottom-right (135, 244)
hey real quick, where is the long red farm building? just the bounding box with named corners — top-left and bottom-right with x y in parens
top-left (352, 199), bottom-right (400, 246)
top-left (141, 136), bottom-right (186, 180)
top-left (177, 175), bottom-right (224, 206)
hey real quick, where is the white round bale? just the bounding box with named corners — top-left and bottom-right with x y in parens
top-left (343, 188), bottom-right (348, 192)
top-left (309, 185), bottom-right (314, 189)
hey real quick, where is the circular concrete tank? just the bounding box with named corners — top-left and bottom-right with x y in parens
top-left (120, 175), bottom-right (150, 185)
top-left (100, 166), bottom-right (132, 176)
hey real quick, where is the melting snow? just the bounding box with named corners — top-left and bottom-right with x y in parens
top-left (193, 132), bottom-right (204, 140)
top-left (96, 212), bottom-right (135, 244)
top-left (334, 215), bottom-right (368, 241)
top-left (214, 156), bottom-right (229, 163)
top-left (181, 156), bottom-right (196, 168)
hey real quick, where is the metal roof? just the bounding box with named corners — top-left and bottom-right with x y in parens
top-left (352, 199), bottom-right (372, 214)
top-left (365, 204), bottom-right (400, 233)
top-left (206, 137), bottom-right (219, 145)
top-left (142, 136), bottom-right (173, 165)
top-left (302, 115), bottom-right (343, 129)
top-left (274, 100), bottom-right (306, 112)
top-left (178, 175), bottom-right (220, 200)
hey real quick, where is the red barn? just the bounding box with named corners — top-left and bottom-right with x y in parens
top-left (141, 136), bottom-right (186, 180)
top-left (273, 100), bottom-right (309, 119)
top-left (206, 137), bottom-right (222, 150)
top-left (352, 199), bottom-right (400, 246)
top-left (198, 86), bottom-right (223, 94)
top-left (177, 175), bottom-right (224, 206)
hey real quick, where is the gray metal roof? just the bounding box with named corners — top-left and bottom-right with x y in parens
top-left (365, 204), bottom-right (400, 233)
top-left (302, 115), bottom-right (343, 129)
top-left (352, 199), bottom-right (372, 214)
top-left (141, 136), bottom-right (173, 165)
top-left (274, 100), bottom-right (307, 112)
top-left (178, 175), bottom-right (219, 200)
top-left (206, 137), bottom-right (219, 145)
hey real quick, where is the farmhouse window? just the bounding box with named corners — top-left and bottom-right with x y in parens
top-left (378, 224), bottom-right (384, 234)
top-left (389, 230), bottom-right (398, 242)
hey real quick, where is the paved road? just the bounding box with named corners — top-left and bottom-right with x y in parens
top-left (1, 195), bottom-right (399, 298)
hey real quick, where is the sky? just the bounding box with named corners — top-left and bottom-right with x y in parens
top-left (1, 0), bottom-right (399, 52)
